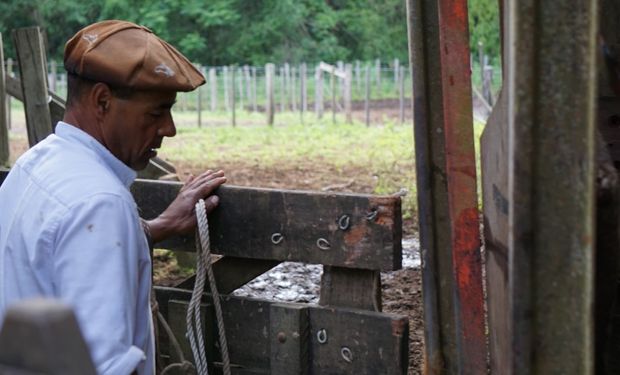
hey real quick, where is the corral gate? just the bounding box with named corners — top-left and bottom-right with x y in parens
top-left (409, 0), bottom-right (606, 374)
top-left (0, 27), bottom-right (409, 374)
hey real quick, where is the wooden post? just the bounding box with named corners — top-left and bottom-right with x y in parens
top-left (393, 58), bottom-right (399, 86)
top-left (344, 64), bottom-right (352, 124)
top-left (330, 67), bottom-right (336, 124)
top-left (50, 60), bottom-right (57, 92)
top-left (266, 63), bottom-right (274, 126)
top-left (6, 58), bottom-right (12, 130)
top-left (231, 66), bottom-right (236, 127)
top-left (0, 299), bottom-right (97, 374)
top-left (365, 65), bottom-right (371, 127)
top-left (13, 27), bottom-right (53, 146)
top-left (478, 41), bottom-right (484, 88)
top-left (300, 63), bottom-right (306, 123)
top-left (196, 64), bottom-right (202, 127)
top-left (237, 66), bottom-right (243, 112)
top-left (209, 68), bottom-right (217, 112)
top-left (0, 33), bottom-right (8, 166)
top-left (291, 66), bottom-right (297, 113)
top-left (483, 65), bottom-right (494, 106)
top-left (375, 58), bottom-right (381, 91)
top-left (507, 0), bottom-right (597, 373)
top-left (252, 66), bottom-right (257, 112)
top-left (279, 66), bottom-right (285, 113)
top-left (355, 60), bottom-right (361, 93)
top-left (223, 66), bottom-right (230, 111)
top-left (399, 66), bottom-right (405, 124)
top-left (244, 65), bottom-right (252, 111)
top-left (337, 61), bottom-right (344, 100)
top-left (315, 65), bottom-right (323, 119)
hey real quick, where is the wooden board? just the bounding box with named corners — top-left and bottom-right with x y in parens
top-left (0, 299), bottom-right (96, 374)
top-left (12, 27), bottom-right (53, 146)
top-left (480, 87), bottom-right (509, 373)
top-left (319, 266), bottom-right (381, 311)
top-left (132, 179), bottom-right (402, 271)
top-left (156, 286), bottom-right (408, 375)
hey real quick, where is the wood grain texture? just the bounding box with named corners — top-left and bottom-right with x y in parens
top-left (132, 179), bottom-right (402, 271)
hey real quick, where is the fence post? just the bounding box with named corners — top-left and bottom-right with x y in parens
top-left (315, 65), bottom-right (323, 119)
top-left (50, 60), bottom-right (57, 92)
top-left (355, 60), bottom-right (361, 93)
top-left (330, 66), bottom-right (336, 124)
top-left (0, 33), bottom-right (8, 166)
top-left (196, 64), bottom-right (202, 127)
top-left (291, 66), bottom-right (297, 113)
top-left (300, 63), bottom-right (306, 123)
top-left (13, 27), bottom-right (53, 146)
top-left (365, 65), bottom-right (371, 127)
top-left (399, 66), bottom-right (405, 124)
top-left (394, 58), bottom-right (400, 86)
top-left (236, 66), bottom-right (243, 112)
top-left (483, 64), bottom-right (494, 106)
top-left (223, 66), bottom-right (230, 111)
top-left (244, 65), bottom-right (251, 111)
top-left (231, 66), bottom-right (236, 127)
top-left (251, 66), bottom-right (257, 112)
top-left (375, 58), bottom-right (381, 91)
top-left (209, 68), bottom-right (217, 112)
top-left (345, 64), bottom-right (352, 124)
top-left (6, 58), bottom-right (12, 130)
top-left (266, 63), bottom-right (274, 126)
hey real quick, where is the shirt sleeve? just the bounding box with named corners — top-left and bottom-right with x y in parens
top-left (51, 193), bottom-right (151, 375)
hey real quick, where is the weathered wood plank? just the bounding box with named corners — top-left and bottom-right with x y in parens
top-left (156, 287), bottom-right (408, 375)
top-left (175, 256), bottom-right (280, 293)
top-left (0, 299), bottom-right (96, 374)
top-left (269, 304), bottom-right (309, 375)
top-left (12, 27), bottom-right (53, 146)
top-left (481, 87), bottom-right (509, 374)
top-left (319, 266), bottom-right (381, 311)
top-left (132, 179), bottom-right (402, 271)
top-left (0, 33), bottom-right (8, 167)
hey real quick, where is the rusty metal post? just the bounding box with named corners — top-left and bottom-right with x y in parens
top-left (508, 0), bottom-right (598, 373)
top-left (407, 0), bottom-right (486, 372)
top-left (436, 0), bottom-right (486, 373)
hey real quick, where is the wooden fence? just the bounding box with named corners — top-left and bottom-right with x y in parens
top-left (0, 27), bottom-right (410, 374)
top-left (3, 57), bottom-right (413, 128)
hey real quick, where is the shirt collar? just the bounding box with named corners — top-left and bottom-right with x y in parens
top-left (54, 121), bottom-right (137, 188)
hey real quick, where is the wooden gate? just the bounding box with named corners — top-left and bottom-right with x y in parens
top-left (0, 27), bottom-right (409, 374)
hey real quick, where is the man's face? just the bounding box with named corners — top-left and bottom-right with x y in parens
top-left (101, 90), bottom-right (177, 170)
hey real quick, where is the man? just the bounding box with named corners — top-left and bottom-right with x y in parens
top-left (0, 20), bottom-right (225, 374)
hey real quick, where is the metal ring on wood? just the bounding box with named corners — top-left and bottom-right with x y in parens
top-left (271, 233), bottom-right (284, 245)
top-left (316, 238), bottom-right (331, 250)
top-left (337, 214), bottom-right (350, 230)
top-left (366, 209), bottom-right (378, 222)
top-left (341, 347), bottom-right (353, 363)
top-left (317, 329), bottom-right (328, 344)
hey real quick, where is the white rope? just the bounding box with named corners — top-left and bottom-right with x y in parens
top-left (186, 199), bottom-right (231, 375)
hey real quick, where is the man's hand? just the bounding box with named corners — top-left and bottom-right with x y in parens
top-left (146, 170), bottom-right (226, 244)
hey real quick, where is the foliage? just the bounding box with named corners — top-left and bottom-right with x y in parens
top-left (468, 0), bottom-right (501, 64)
top-left (1, 0), bottom-right (419, 66)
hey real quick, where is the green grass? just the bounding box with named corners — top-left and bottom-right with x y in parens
top-left (160, 115), bottom-right (419, 222)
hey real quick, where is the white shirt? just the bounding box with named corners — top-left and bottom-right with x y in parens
top-left (0, 122), bottom-right (154, 375)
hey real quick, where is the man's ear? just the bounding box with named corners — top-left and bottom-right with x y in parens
top-left (90, 82), bottom-right (113, 119)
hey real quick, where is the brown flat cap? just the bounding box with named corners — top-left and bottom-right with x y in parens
top-left (64, 20), bottom-right (205, 92)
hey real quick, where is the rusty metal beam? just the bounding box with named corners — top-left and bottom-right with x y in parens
top-left (406, 0), bottom-right (453, 372)
top-left (436, 0), bottom-right (486, 373)
top-left (407, 0), bottom-right (485, 372)
top-left (508, 0), bottom-right (598, 373)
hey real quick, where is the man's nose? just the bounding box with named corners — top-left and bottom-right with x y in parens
top-left (159, 115), bottom-right (176, 137)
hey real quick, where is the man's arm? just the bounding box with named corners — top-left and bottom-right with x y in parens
top-left (145, 169), bottom-right (226, 244)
